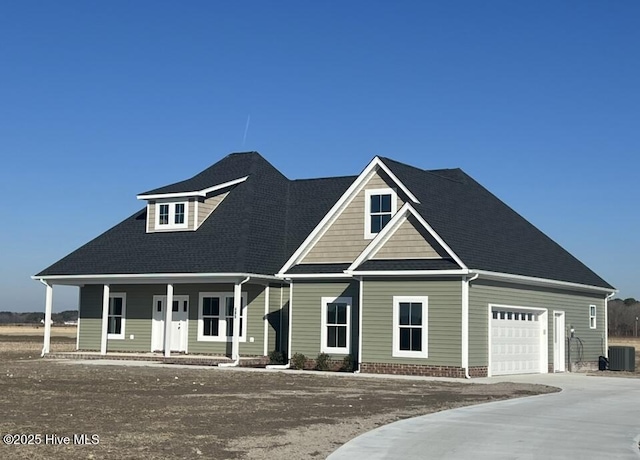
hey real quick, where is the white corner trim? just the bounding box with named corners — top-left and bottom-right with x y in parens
top-left (137, 176), bottom-right (249, 200)
top-left (347, 203), bottom-right (467, 271)
top-left (278, 157), bottom-right (419, 275)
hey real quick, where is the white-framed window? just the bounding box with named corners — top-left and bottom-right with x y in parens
top-left (197, 292), bottom-right (247, 342)
top-left (108, 293), bottom-right (126, 340)
top-left (589, 305), bottom-right (597, 329)
top-left (155, 201), bottom-right (188, 229)
top-left (392, 296), bottom-right (428, 358)
top-left (364, 188), bottom-right (397, 239)
top-left (321, 296), bottom-right (351, 354)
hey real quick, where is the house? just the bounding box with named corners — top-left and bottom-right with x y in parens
top-left (33, 152), bottom-right (616, 377)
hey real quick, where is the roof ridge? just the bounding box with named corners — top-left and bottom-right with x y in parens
top-left (379, 156), bottom-right (465, 184)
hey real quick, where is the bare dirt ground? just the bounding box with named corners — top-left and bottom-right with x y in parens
top-left (0, 333), bottom-right (558, 460)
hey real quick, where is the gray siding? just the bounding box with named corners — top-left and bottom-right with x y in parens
top-left (372, 215), bottom-right (441, 260)
top-left (302, 170), bottom-right (405, 263)
top-left (267, 284), bottom-right (288, 354)
top-left (362, 279), bottom-right (462, 366)
top-left (291, 281), bottom-right (359, 360)
top-left (197, 192), bottom-right (228, 227)
top-left (469, 280), bottom-right (607, 368)
top-left (78, 285), bottom-right (102, 350)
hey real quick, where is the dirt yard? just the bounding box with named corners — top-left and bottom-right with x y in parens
top-left (0, 332), bottom-right (557, 460)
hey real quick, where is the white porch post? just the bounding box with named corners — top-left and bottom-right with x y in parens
top-left (100, 284), bottom-right (110, 355)
top-left (232, 282), bottom-right (241, 360)
top-left (164, 284), bottom-right (173, 357)
top-left (42, 282), bottom-right (53, 356)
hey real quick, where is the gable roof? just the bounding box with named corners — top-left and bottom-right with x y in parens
top-left (35, 151), bottom-right (614, 291)
top-left (379, 157), bottom-right (614, 289)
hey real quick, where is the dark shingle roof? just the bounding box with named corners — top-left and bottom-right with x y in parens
top-left (37, 151), bottom-right (613, 289)
top-left (357, 259), bottom-right (461, 271)
top-left (381, 157), bottom-right (613, 289)
top-left (288, 263), bottom-right (351, 274)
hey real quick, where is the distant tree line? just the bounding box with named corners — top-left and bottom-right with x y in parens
top-left (0, 310), bottom-right (78, 324)
top-left (608, 298), bottom-right (640, 337)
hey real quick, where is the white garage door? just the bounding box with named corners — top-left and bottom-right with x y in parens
top-left (491, 308), bottom-right (544, 376)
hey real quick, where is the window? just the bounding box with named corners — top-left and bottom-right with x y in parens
top-left (155, 202), bottom-right (188, 229)
top-left (198, 292), bottom-right (247, 341)
top-left (589, 305), bottom-right (597, 329)
top-left (107, 293), bottom-right (126, 339)
top-left (321, 297), bottom-right (351, 354)
top-left (392, 296), bottom-right (428, 358)
top-left (364, 188), bottom-right (397, 238)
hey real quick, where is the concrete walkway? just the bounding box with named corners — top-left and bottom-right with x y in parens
top-left (329, 373), bottom-right (640, 459)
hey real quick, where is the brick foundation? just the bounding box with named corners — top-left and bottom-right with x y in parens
top-left (45, 352), bottom-right (269, 367)
top-left (360, 362), bottom-right (488, 378)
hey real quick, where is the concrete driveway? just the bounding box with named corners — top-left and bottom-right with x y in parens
top-left (329, 373), bottom-right (640, 459)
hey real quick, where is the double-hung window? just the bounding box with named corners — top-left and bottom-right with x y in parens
top-left (155, 202), bottom-right (188, 229)
top-left (198, 292), bottom-right (247, 342)
top-left (589, 305), bottom-right (597, 329)
top-left (365, 188), bottom-right (397, 238)
top-left (107, 293), bottom-right (126, 340)
top-left (392, 296), bottom-right (428, 358)
top-left (321, 297), bottom-right (351, 354)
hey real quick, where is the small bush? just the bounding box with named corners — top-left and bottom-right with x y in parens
top-left (291, 352), bottom-right (307, 370)
top-left (315, 352), bottom-right (331, 371)
top-left (268, 350), bottom-right (285, 365)
top-left (341, 355), bottom-right (355, 372)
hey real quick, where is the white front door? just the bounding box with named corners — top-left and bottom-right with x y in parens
top-left (152, 295), bottom-right (189, 352)
top-left (553, 311), bottom-right (566, 372)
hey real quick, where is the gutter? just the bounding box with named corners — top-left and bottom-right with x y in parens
top-left (219, 276), bottom-right (251, 368)
top-left (266, 279), bottom-right (293, 369)
top-left (604, 291), bottom-right (617, 357)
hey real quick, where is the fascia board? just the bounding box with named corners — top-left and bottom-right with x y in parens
top-left (137, 176), bottom-right (249, 200)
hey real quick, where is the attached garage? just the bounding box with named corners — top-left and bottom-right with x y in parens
top-left (489, 305), bottom-right (548, 376)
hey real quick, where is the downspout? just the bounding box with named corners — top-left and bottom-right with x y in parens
top-left (604, 291), bottom-right (616, 358)
top-left (266, 278), bottom-right (293, 369)
top-left (219, 276), bottom-right (250, 368)
top-left (462, 273), bottom-right (479, 379)
top-left (354, 276), bottom-right (364, 374)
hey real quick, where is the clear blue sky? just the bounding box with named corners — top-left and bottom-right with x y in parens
top-left (1, 1), bottom-right (638, 312)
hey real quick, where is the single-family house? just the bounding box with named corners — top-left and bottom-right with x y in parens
top-left (33, 152), bottom-right (615, 377)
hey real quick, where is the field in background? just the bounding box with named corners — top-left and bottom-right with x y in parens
top-left (608, 336), bottom-right (640, 372)
top-left (0, 325), bottom-right (76, 338)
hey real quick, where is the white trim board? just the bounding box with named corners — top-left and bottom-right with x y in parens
top-left (137, 176), bottom-right (249, 200)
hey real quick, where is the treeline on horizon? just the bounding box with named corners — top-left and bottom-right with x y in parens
top-left (0, 310), bottom-right (78, 324)
top-left (608, 298), bottom-right (640, 337)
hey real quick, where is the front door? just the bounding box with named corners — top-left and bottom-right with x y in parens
top-left (553, 311), bottom-right (566, 372)
top-left (152, 295), bottom-right (189, 352)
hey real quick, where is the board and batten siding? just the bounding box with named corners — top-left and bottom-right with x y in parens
top-left (362, 279), bottom-right (462, 366)
top-left (291, 281), bottom-right (359, 359)
top-left (372, 215), bottom-right (441, 260)
top-left (469, 280), bottom-right (607, 368)
top-left (197, 192), bottom-right (229, 227)
top-left (302, 170), bottom-right (405, 263)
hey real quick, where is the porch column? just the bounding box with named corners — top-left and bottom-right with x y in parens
top-left (232, 282), bottom-right (241, 360)
top-left (100, 284), bottom-right (110, 355)
top-left (41, 282), bottom-right (53, 356)
top-left (164, 284), bottom-right (173, 357)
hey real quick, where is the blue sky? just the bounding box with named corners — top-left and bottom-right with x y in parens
top-left (1, 1), bottom-right (638, 312)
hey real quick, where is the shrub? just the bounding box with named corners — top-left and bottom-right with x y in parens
top-left (268, 350), bottom-right (285, 365)
top-left (341, 354), bottom-right (355, 372)
top-left (291, 352), bottom-right (307, 370)
top-left (315, 352), bottom-right (331, 371)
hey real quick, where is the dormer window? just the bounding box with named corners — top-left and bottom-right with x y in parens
top-left (365, 188), bottom-right (397, 239)
top-left (156, 202), bottom-right (188, 229)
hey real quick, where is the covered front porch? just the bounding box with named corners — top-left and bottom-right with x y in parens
top-left (33, 273), bottom-right (289, 364)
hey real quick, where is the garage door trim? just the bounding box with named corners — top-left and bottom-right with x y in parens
top-left (488, 303), bottom-right (548, 377)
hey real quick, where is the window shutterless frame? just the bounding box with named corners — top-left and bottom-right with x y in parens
top-left (107, 293), bottom-right (126, 340)
top-left (155, 201), bottom-right (189, 229)
top-left (364, 188), bottom-right (397, 239)
top-left (392, 296), bottom-right (428, 358)
top-left (321, 296), bottom-right (351, 354)
top-left (197, 292), bottom-right (248, 342)
top-left (589, 304), bottom-right (597, 329)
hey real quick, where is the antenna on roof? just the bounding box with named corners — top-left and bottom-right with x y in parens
top-left (242, 114), bottom-right (251, 149)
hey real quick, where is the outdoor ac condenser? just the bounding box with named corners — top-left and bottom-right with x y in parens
top-left (608, 346), bottom-right (636, 372)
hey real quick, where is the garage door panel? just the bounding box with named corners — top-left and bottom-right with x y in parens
top-left (491, 308), bottom-right (543, 376)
